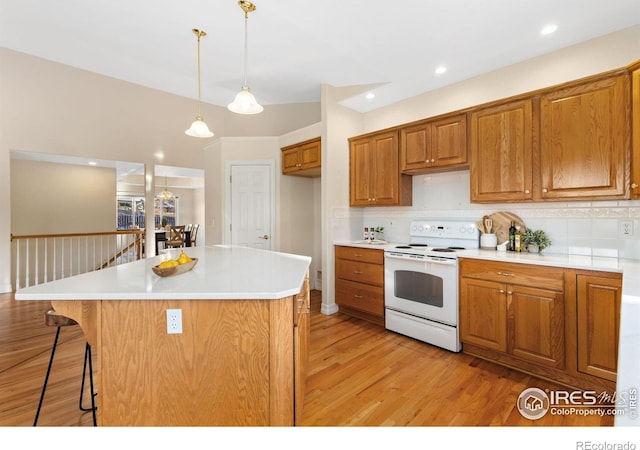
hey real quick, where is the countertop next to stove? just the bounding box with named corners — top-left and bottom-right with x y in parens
top-left (333, 241), bottom-right (640, 298)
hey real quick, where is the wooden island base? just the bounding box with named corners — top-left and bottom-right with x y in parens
top-left (53, 292), bottom-right (309, 426)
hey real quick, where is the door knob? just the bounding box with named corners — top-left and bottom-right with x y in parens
top-left (259, 235), bottom-right (269, 240)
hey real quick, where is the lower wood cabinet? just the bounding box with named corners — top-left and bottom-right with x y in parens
top-left (334, 245), bottom-right (384, 326)
top-left (460, 260), bottom-right (565, 369)
top-left (576, 273), bottom-right (622, 382)
top-left (460, 258), bottom-right (622, 392)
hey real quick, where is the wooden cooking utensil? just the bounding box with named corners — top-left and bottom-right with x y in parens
top-left (484, 217), bottom-right (493, 234)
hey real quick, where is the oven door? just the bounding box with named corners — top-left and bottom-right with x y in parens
top-left (384, 253), bottom-right (458, 326)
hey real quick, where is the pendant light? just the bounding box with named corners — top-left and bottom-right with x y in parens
top-left (228, 1), bottom-right (263, 114)
top-left (185, 28), bottom-right (214, 138)
top-left (159, 176), bottom-right (175, 200)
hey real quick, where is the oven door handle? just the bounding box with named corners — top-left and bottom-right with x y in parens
top-left (384, 253), bottom-right (457, 265)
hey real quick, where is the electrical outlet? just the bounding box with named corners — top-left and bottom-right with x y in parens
top-left (166, 309), bottom-right (182, 334)
top-left (620, 220), bottom-right (634, 238)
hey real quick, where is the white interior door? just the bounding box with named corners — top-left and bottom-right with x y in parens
top-left (230, 164), bottom-right (273, 250)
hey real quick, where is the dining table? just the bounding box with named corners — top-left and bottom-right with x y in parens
top-left (154, 228), bottom-right (191, 255)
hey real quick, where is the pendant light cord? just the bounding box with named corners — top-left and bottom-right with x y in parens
top-left (196, 31), bottom-right (203, 117)
top-left (243, 11), bottom-right (249, 87)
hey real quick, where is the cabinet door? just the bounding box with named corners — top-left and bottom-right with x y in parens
top-left (577, 275), bottom-right (622, 382)
top-left (282, 147), bottom-right (301, 173)
top-left (400, 122), bottom-right (431, 172)
top-left (431, 114), bottom-right (467, 168)
top-left (460, 277), bottom-right (507, 352)
top-left (335, 278), bottom-right (384, 316)
top-left (294, 281), bottom-right (310, 425)
top-left (349, 136), bottom-right (373, 205)
top-left (298, 139), bottom-right (321, 171)
top-left (632, 67), bottom-right (640, 199)
top-left (370, 131), bottom-right (400, 205)
top-left (470, 99), bottom-right (533, 202)
top-left (540, 74), bottom-right (630, 200)
top-left (508, 285), bottom-right (565, 369)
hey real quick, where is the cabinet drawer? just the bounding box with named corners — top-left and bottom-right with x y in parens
top-left (335, 245), bottom-right (384, 264)
top-left (335, 259), bottom-right (383, 286)
top-left (459, 259), bottom-right (564, 292)
top-left (335, 279), bottom-right (384, 317)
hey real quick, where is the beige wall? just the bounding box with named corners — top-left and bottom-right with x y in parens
top-left (11, 159), bottom-right (115, 234)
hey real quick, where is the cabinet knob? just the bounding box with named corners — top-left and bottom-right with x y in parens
top-left (507, 291), bottom-right (513, 295)
top-left (354, 294), bottom-right (363, 299)
top-left (524, 189), bottom-right (530, 194)
top-left (499, 289), bottom-right (505, 294)
top-left (543, 188), bottom-right (548, 193)
top-left (431, 159), bottom-right (435, 163)
top-left (632, 183), bottom-right (639, 189)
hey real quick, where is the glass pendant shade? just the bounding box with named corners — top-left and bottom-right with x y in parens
top-left (228, 86), bottom-right (264, 114)
top-left (185, 116), bottom-right (214, 137)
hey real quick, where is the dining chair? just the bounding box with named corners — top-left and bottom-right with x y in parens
top-left (190, 224), bottom-right (199, 246)
top-left (167, 225), bottom-right (186, 248)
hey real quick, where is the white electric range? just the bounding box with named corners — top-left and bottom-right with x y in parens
top-left (384, 220), bottom-right (479, 352)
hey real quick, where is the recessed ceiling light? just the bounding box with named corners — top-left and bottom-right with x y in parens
top-left (88, 161), bottom-right (97, 166)
top-left (365, 92), bottom-right (375, 100)
top-left (540, 24), bottom-right (558, 35)
top-left (435, 66), bottom-right (447, 75)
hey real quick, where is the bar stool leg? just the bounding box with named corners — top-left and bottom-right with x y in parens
top-left (79, 343), bottom-right (97, 426)
top-left (34, 329), bottom-right (98, 426)
top-left (33, 326), bottom-right (62, 426)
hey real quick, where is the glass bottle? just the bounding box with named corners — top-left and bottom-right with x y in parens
top-left (514, 225), bottom-right (522, 252)
top-left (508, 221), bottom-right (516, 251)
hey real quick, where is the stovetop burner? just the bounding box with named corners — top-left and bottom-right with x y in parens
top-left (431, 246), bottom-right (466, 252)
top-left (396, 244), bottom-right (429, 249)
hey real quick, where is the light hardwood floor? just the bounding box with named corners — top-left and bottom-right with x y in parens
top-left (0, 290), bottom-right (613, 427)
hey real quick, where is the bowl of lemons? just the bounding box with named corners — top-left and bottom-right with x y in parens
top-left (152, 252), bottom-right (198, 277)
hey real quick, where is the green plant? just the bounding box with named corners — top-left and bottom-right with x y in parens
top-left (522, 228), bottom-right (552, 250)
top-left (161, 217), bottom-right (167, 227)
top-left (373, 226), bottom-right (384, 233)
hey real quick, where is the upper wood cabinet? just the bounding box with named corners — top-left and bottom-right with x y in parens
top-left (632, 65), bottom-right (640, 199)
top-left (469, 99), bottom-right (534, 203)
top-left (539, 74), bottom-right (630, 200)
top-left (349, 131), bottom-right (412, 206)
top-left (401, 113), bottom-right (468, 174)
top-left (281, 137), bottom-right (321, 177)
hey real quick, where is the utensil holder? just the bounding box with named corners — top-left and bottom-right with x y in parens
top-left (480, 233), bottom-right (497, 249)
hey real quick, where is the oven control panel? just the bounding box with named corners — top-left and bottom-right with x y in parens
top-left (410, 220), bottom-right (479, 240)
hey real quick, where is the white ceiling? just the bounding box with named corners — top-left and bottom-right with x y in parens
top-left (1, 0), bottom-right (639, 114)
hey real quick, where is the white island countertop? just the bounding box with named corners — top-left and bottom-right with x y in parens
top-left (15, 245), bottom-right (311, 301)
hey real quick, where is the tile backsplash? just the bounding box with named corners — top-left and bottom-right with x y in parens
top-left (348, 170), bottom-right (640, 261)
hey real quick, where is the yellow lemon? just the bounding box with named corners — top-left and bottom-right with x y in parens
top-left (177, 253), bottom-right (192, 265)
top-left (158, 259), bottom-right (179, 269)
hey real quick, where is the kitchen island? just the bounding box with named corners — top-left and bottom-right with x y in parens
top-left (15, 245), bottom-right (312, 426)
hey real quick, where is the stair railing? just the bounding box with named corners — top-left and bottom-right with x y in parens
top-left (10, 230), bottom-right (144, 290)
